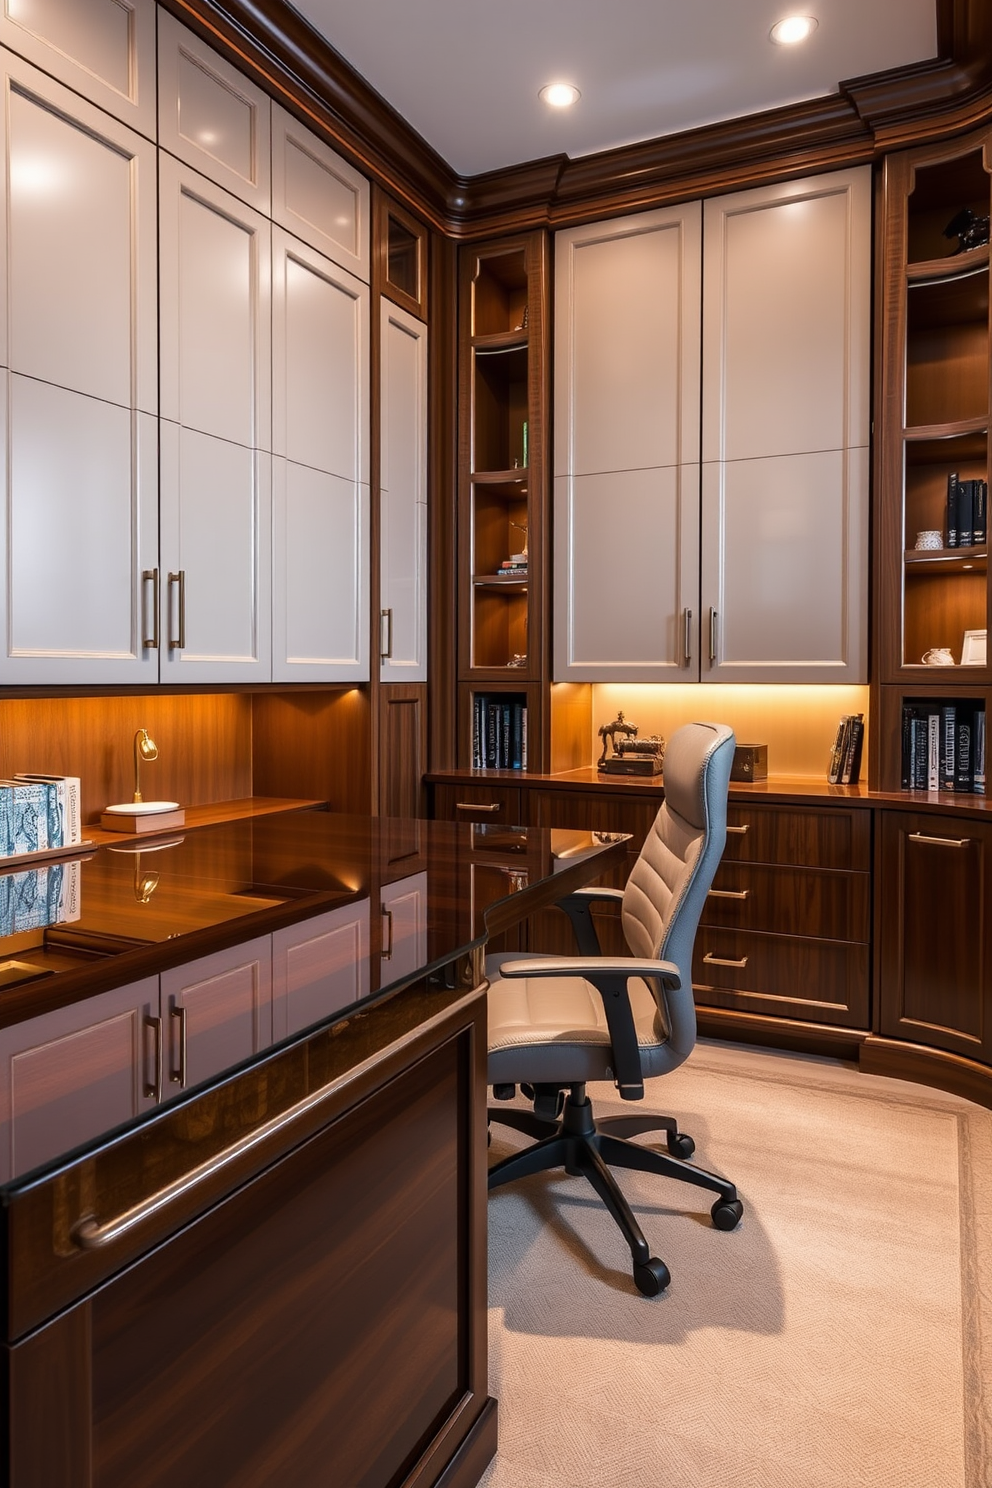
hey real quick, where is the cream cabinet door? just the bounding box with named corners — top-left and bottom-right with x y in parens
top-left (0, 56), bottom-right (158, 684)
top-left (701, 168), bottom-right (871, 683)
top-left (159, 156), bottom-right (272, 681)
top-left (271, 901), bottom-right (371, 1042)
top-left (380, 299), bottom-right (427, 683)
top-left (272, 103), bottom-right (369, 281)
top-left (158, 11), bottom-right (270, 212)
top-left (553, 204), bottom-right (702, 681)
top-left (379, 872), bottom-right (428, 987)
top-left (271, 229), bottom-right (369, 681)
top-left (0, 977), bottom-right (159, 1184)
top-left (161, 937), bottom-right (272, 1095)
top-left (0, 0), bottom-right (156, 137)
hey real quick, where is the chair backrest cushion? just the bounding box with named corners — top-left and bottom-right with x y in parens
top-left (622, 722), bottom-right (735, 1068)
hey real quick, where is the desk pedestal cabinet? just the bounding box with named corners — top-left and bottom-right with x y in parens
top-left (1, 984), bottom-right (494, 1488)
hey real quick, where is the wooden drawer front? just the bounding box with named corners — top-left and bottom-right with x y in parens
top-left (692, 929), bottom-right (869, 1028)
top-left (433, 784), bottom-right (522, 825)
top-left (701, 863), bottom-right (869, 942)
top-left (528, 790), bottom-right (659, 847)
top-left (724, 804), bottom-right (870, 870)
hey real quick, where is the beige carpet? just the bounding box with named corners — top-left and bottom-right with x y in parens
top-left (481, 1041), bottom-right (992, 1488)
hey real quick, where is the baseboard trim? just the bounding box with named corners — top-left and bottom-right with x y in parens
top-left (434, 1398), bottom-right (498, 1488)
top-left (860, 1037), bottom-right (992, 1110)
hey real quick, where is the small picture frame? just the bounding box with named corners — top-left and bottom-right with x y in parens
top-left (961, 628), bottom-right (987, 665)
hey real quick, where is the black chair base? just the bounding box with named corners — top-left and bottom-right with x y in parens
top-left (487, 1084), bottom-right (743, 1297)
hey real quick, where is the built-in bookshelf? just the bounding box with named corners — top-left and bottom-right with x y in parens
top-left (899, 697), bottom-right (986, 794)
top-left (471, 692), bottom-right (528, 770)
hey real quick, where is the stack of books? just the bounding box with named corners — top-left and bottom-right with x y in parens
top-left (945, 474), bottom-right (988, 547)
top-left (900, 701), bottom-right (986, 793)
top-left (493, 558), bottom-right (528, 580)
top-left (472, 696), bottom-right (528, 770)
top-left (0, 775), bottom-right (82, 857)
top-left (827, 715), bottom-right (865, 784)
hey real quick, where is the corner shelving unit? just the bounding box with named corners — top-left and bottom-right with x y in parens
top-left (457, 232), bottom-right (549, 769)
top-left (873, 124), bottom-right (992, 792)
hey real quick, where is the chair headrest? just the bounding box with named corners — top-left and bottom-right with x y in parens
top-left (662, 722), bottom-right (736, 829)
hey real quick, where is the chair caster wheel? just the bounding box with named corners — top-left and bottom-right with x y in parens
top-left (633, 1257), bottom-right (671, 1296)
top-left (666, 1131), bottom-right (695, 1159)
top-left (711, 1197), bottom-right (743, 1231)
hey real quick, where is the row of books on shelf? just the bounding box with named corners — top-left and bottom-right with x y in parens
top-left (901, 703), bottom-right (986, 794)
top-left (472, 696), bottom-right (528, 770)
top-left (0, 860), bottom-right (81, 936)
top-left (945, 474), bottom-right (988, 547)
top-left (0, 774), bottom-right (82, 858)
top-left (827, 714), bottom-right (865, 784)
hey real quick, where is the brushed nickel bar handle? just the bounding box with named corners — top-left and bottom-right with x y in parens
top-left (169, 1003), bottom-right (187, 1087)
top-left (683, 607), bottom-right (692, 666)
top-left (456, 801), bottom-right (500, 813)
top-left (709, 607), bottom-right (719, 664)
top-left (703, 951), bottom-right (748, 968)
top-left (144, 1015), bottom-right (162, 1102)
top-left (381, 906), bottom-right (393, 960)
top-left (142, 568), bottom-right (159, 649)
top-left (71, 1067), bottom-right (372, 1252)
top-left (708, 888), bottom-right (749, 900)
top-left (380, 607), bottom-right (393, 659)
top-left (908, 832), bottom-right (971, 848)
top-left (168, 571), bottom-right (186, 650)
top-left (726, 824), bottom-right (749, 835)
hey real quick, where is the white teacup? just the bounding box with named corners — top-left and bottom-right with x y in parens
top-left (922, 647), bottom-right (955, 665)
top-left (915, 530), bottom-right (943, 550)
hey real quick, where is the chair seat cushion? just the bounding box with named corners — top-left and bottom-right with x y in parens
top-left (486, 952), bottom-right (668, 1087)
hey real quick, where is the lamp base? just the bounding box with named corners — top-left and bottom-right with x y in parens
top-left (101, 803), bottom-right (185, 834)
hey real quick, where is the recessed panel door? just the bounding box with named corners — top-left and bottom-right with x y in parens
top-left (161, 938), bottom-right (273, 1095)
top-left (380, 299), bottom-right (427, 682)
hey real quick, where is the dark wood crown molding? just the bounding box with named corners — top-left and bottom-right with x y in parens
top-left (172, 0), bottom-right (990, 238)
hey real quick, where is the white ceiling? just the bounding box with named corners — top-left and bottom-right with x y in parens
top-left (289, 0), bottom-right (939, 177)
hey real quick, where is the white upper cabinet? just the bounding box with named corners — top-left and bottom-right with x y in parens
top-left (700, 168), bottom-right (871, 683)
top-left (554, 204), bottom-right (702, 682)
top-left (271, 103), bottom-right (369, 281)
top-left (0, 0), bottom-right (156, 137)
top-left (159, 155), bottom-right (272, 681)
top-left (0, 53), bottom-right (158, 684)
top-left (159, 154), bottom-right (272, 450)
top-left (271, 228), bottom-right (369, 682)
top-left (380, 299), bottom-right (427, 683)
top-left (158, 11), bottom-right (271, 212)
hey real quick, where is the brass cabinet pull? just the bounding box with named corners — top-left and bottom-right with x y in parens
top-left (709, 607), bottom-right (719, 664)
top-left (908, 832), bottom-right (971, 848)
top-left (683, 607), bottom-right (692, 666)
top-left (167, 571), bottom-right (186, 649)
top-left (456, 801), bottom-right (501, 813)
top-left (703, 951), bottom-right (748, 968)
top-left (71, 1071), bottom-right (364, 1251)
top-left (381, 905), bottom-right (393, 960)
top-left (380, 607), bottom-right (393, 659)
top-left (726, 824), bottom-right (749, 835)
top-left (708, 887), bottom-right (749, 900)
top-left (169, 1003), bottom-right (188, 1087)
top-left (144, 1015), bottom-right (162, 1102)
top-left (142, 568), bottom-right (159, 649)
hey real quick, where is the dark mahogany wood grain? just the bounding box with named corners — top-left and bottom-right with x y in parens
top-left (692, 928), bottom-right (871, 1028)
top-left (379, 685), bottom-right (429, 818)
top-left (701, 862), bottom-right (870, 943)
top-left (723, 804), bottom-right (872, 871)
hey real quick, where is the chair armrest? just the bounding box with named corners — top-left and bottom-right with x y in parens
top-left (496, 956), bottom-right (680, 985)
top-left (493, 957), bottom-right (681, 1102)
top-left (554, 887), bottom-right (624, 956)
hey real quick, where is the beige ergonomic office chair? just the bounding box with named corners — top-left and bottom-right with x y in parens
top-left (486, 721), bottom-right (742, 1296)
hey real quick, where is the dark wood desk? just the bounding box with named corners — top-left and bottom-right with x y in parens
top-left (0, 811), bottom-right (627, 1488)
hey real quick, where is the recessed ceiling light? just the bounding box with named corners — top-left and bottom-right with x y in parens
top-left (540, 82), bottom-right (581, 109)
top-left (770, 15), bottom-right (818, 45)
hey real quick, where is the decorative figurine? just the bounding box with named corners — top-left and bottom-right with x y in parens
top-left (943, 207), bottom-right (990, 254)
top-left (597, 711), bottom-right (665, 775)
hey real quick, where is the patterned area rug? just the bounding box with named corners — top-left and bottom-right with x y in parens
top-left (481, 1041), bottom-right (992, 1488)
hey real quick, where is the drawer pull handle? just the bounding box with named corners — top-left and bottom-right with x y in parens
top-left (708, 888), bottom-right (749, 900)
top-left (726, 824), bottom-right (749, 836)
top-left (703, 952), bottom-right (748, 969)
top-left (381, 905), bottom-right (393, 960)
top-left (142, 568), bottom-right (159, 649)
top-left (144, 1015), bottom-right (162, 1102)
top-left (167, 570), bottom-right (186, 650)
top-left (683, 607), bottom-right (692, 666)
top-left (456, 802), bottom-right (501, 813)
top-left (169, 1003), bottom-right (187, 1088)
top-left (71, 1067), bottom-right (373, 1252)
top-left (908, 832), bottom-right (971, 849)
